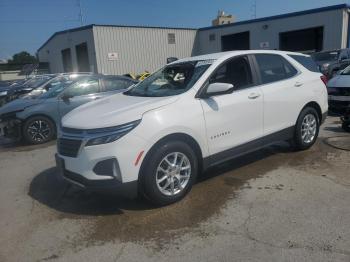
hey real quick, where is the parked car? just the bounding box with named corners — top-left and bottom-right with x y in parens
top-left (0, 75), bottom-right (137, 144)
top-left (22, 73), bottom-right (92, 99)
top-left (2, 74), bottom-right (56, 104)
top-left (56, 50), bottom-right (328, 206)
top-left (312, 49), bottom-right (350, 78)
top-left (0, 78), bottom-right (33, 106)
top-left (341, 107), bottom-right (350, 132)
top-left (327, 65), bottom-right (350, 114)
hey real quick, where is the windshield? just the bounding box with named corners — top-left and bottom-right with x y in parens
top-left (124, 61), bottom-right (212, 97)
top-left (312, 51), bottom-right (339, 62)
top-left (39, 75), bottom-right (90, 99)
top-left (24, 76), bottom-right (53, 88)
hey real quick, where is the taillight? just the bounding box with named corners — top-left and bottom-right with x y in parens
top-left (320, 75), bottom-right (328, 86)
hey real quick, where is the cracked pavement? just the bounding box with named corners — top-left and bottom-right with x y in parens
top-left (0, 116), bottom-right (349, 262)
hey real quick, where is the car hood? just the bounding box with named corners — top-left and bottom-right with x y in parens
top-left (0, 97), bottom-right (42, 116)
top-left (62, 93), bottom-right (179, 129)
top-left (328, 75), bottom-right (350, 88)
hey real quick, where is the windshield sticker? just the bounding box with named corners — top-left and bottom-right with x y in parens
top-left (196, 59), bottom-right (216, 67)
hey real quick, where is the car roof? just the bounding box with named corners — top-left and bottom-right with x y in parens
top-left (173, 50), bottom-right (308, 64)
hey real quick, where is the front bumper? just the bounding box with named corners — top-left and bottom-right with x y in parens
top-left (0, 118), bottom-right (21, 138)
top-left (56, 154), bottom-right (138, 197)
top-left (56, 129), bottom-right (149, 196)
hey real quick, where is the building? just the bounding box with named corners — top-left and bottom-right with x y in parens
top-left (196, 4), bottom-right (350, 54)
top-left (37, 25), bottom-right (197, 74)
top-left (38, 4), bottom-right (350, 75)
top-left (212, 10), bottom-right (235, 26)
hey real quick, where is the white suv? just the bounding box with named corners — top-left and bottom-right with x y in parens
top-left (56, 50), bottom-right (328, 205)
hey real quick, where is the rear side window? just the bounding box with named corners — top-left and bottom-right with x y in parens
top-left (289, 55), bottom-right (320, 73)
top-left (255, 54), bottom-right (298, 84)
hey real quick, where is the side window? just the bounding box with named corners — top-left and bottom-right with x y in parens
top-left (255, 54), bottom-right (298, 84)
top-left (66, 79), bottom-right (99, 97)
top-left (210, 56), bottom-right (253, 90)
top-left (102, 78), bottom-right (133, 92)
top-left (289, 55), bottom-right (320, 73)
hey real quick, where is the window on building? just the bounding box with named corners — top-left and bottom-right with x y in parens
top-left (209, 34), bottom-right (216, 41)
top-left (255, 54), bottom-right (298, 84)
top-left (168, 33), bottom-right (176, 44)
top-left (210, 56), bottom-right (253, 90)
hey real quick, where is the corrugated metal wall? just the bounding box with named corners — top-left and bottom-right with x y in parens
top-left (195, 8), bottom-right (348, 55)
top-left (93, 26), bottom-right (197, 75)
top-left (37, 28), bottom-right (97, 73)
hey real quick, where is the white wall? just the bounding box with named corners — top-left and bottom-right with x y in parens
top-left (37, 28), bottom-right (97, 73)
top-left (93, 26), bottom-right (197, 75)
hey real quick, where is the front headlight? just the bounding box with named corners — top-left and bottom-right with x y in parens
top-left (85, 120), bottom-right (141, 147)
top-left (0, 91), bottom-right (7, 96)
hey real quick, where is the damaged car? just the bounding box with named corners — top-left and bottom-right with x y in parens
top-left (0, 75), bottom-right (137, 144)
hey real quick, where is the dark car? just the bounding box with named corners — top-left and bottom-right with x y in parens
top-left (4, 74), bottom-right (56, 103)
top-left (0, 74), bottom-right (137, 144)
top-left (312, 49), bottom-right (350, 78)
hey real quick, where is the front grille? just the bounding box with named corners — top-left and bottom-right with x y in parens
top-left (61, 127), bottom-right (84, 134)
top-left (328, 87), bottom-right (350, 96)
top-left (58, 138), bottom-right (82, 157)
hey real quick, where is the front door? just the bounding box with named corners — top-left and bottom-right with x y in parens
top-left (200, 55), bottom-right (263, 156)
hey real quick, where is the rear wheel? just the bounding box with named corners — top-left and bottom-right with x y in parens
top-left (22, 116), bottom-right (56, 145)
top-left (293, 107), bottom-right (320, 150)
top-left (342, 122), bottom-right (350, 132)
top-left (140, 140), bottom-right (198, 206)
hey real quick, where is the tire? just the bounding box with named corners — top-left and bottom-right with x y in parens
top-left (22, 116), bottom-right (56, 145)
top-left (342, 122), bottom-right (350, 132)
top-left (140, 140), bottom-right (198, 206)
top-left (293, 107), bottom-right (320, 151)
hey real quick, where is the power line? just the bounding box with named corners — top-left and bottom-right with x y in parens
top-left (251, 0), bottom-right (257, 19)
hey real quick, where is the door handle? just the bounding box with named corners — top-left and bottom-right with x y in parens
top-left (295, 82), bottom-right (303, 87)
top-left (248, 93), bottom-right (261, 99)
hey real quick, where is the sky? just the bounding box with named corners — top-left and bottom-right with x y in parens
top-left (0, 0), bottom-right (349, 60)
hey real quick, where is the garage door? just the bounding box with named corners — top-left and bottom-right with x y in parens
top-left (280, 27), bottom-right (323, 53)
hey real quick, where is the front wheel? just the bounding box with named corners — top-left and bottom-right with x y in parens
top-left (140, 140), bottom-right (198, 206)
top-left (22, 116), bottom-right (56, 145)
top-left (293, 107), bottom-right (320, 151)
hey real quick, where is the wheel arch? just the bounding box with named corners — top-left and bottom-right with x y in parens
top-left (299, 101), bottom-right (322, 123)
top-left (138, 132), bottom-right (204, 184)
top-left (22, 114), bottom-right (57, 135)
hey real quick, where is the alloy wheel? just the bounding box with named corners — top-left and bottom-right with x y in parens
top-left (27, 120), bottom-right (51, 142)
top-left (301, 113), bottom-right (317, 144)
top-left (156, 152), bottom-right (191, 196)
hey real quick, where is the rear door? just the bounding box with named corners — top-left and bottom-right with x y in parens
top-left (252, 54), bottom-right (300, 136)
top-left (200, 55), bottom-right (264, 156)
top-left (57, 77), bottom-right (102, 118)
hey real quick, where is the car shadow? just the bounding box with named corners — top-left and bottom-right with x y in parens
top-left (0, 137), bottom-right (56, 152)
top-left (323, 126), bottom-right (347, 133)
top-left (28, 142), bottom-right (293, 217)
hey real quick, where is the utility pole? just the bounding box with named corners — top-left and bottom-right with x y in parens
top-left (77, 0), bottom-right (84, 26)
top-left (251, 0), bottom-right (257, 19)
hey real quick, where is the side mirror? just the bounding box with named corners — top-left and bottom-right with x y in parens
top-left (167, 57), bottom-right (178, 64)
top-left (60, 92), bottom-right (73, 102)
top-left (204, 82), bottom-right (234, 98)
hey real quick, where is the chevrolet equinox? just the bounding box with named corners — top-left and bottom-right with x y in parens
top-left (56, 50), bottom-right (328, 205)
